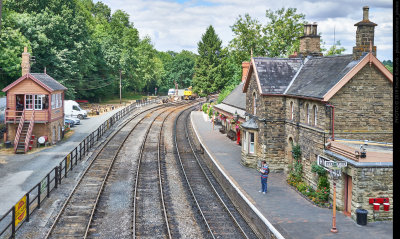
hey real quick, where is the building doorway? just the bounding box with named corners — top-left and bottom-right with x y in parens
top-left (344, 173), bottom-right (353, 216)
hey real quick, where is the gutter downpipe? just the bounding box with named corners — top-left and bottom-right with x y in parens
top-left (325, 103), bottom-right (335, 141)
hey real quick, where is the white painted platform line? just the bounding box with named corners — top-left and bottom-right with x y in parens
top-left (191, 112), bottom-right (285, 239)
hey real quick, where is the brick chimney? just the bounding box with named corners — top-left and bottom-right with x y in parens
top-left (21, 46), bottom-right (30, 76)
top-left (299, 22), bottom-right (322, 57)
top-left (241, 61), bottom-right (250, 82)
top-left (353, 6), bottom-right (377, 60)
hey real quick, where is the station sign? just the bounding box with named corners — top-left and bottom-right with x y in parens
top-left (317, 155), bottom-right (347, 169)
top-left (15, 196), bottom-right (27, 227)
top-left (40, 178), bottom-right (47, 194)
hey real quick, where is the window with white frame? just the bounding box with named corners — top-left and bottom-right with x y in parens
top-left (57, 94), bottom-right (60, 108)
top-left (34, 95), bottom-right (45, 110)
top-left (306, 103), bottom-right (310, 124)
top-left (25, 95), bottom-right (33, 110)
top-left (313, 105), bottom-right (317, 126)
top-left (290, 101), bottom-right (294, 120)
top-left (51, 94), bottom-right (56, 109)
top-left (249, 132), bottom-right (255, 154)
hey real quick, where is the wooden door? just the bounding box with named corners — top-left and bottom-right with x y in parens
top-left (344, 174), bottom-right (352, 216)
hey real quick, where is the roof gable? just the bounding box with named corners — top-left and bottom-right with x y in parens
top-left (2, 73), bottom-right (67, 93)
top-left (285, 54), bottom-right (357, 99)
top-left (243, 57), bottom-right (302, 95)
top-left (322, 53), bottom-right (393, 101)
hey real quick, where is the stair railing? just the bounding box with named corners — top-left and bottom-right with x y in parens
top-left (14, 110), bottom-right (25, 152)
top-left (24, 111), bottom-right (35, 153)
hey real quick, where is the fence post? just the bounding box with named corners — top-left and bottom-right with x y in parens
top-left (55, 167), bottom-right (58, 189)
top-left (12, 206), bottom-right (16, 238)
top-left (38, 183), bottom-right (41, 209)
top-left (47, 174), bottom-right (50, 197)
top-left (75, 148), bottom-right (78, 165)
top-left (80, 142), bottom-right (83, 160)
top-left (26, 193), bottom-right (30, 222)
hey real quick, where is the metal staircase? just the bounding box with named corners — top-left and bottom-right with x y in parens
top-left (14, 111), bottom-right (35, 154)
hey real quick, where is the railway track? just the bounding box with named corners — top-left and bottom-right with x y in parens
top-left (174, 106), bottom-right (258, 239)
top-left (133, 100), bottom-right (204, 238)
top-left (133, 106), bottom-right (178, 238)
top-left (44, 103), bottom-right (173, 238)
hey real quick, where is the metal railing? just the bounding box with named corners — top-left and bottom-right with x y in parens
top-left (24, 111), bottom-right (35, 153)
top-left (0, 97), bottom-right (165, 239)
top-left (13, 110), bottom-right (25, 152)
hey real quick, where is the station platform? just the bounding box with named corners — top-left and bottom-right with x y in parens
top-left (190, 111), bottom-right (393, 239)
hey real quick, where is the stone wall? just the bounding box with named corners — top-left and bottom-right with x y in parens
top-left (327, 162), bottom-right (393, 222)
top-left (329, 65), bottom-right (393, 142)
top-left (7, 118), bottom-right (64, 147)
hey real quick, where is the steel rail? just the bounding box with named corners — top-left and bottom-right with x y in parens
top-left (45, 102), bottom-right (170, 239)
top-left (183, 107), bottom-right (250, 239)
top-left (133, 101), bottom-right (201, 238)
top-left (174, 106), bottom-right (216, 239)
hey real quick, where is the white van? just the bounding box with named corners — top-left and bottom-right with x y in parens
top-left (168, 89), bottom-right (175, 96)
top-left (64, 100), bottom-right (87, 119)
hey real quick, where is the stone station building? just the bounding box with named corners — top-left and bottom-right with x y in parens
top-left (240, 6), bottom-right (392, 221)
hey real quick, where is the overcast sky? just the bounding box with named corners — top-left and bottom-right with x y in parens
top-left (95, 0), bottom-right (393, 61)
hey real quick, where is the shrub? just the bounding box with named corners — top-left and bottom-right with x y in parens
top-left (208, 105), bottom-right (214, 119)
top-left (202, 103), bottom-right (209, 114)
top-left (318, 176), bottom-right (329, 189)
top-left (297, 182), bottom-right (307, 193)
top-left (291, 143), bottom-right (301, 161)
top-left (311, 161), bottom-right (327, 177)
top-left (316, 187), bottom-right (330, 201)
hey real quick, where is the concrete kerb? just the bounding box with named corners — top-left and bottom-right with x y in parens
top-left (190, 113), bottom-right (285, 239)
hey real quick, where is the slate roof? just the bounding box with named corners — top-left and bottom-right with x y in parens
top-left (253, 57), bottom-right (303, 94)
top-left (222, 82), bottom-right (246, 110)
top-left (285, 54), bottom-right (359, 99)
top-left (213, 103), bottom-right (246, 119)
top-left (241, 117), bottom-right (258, 130)
top-left (30, 73), bottom-right (68, 91)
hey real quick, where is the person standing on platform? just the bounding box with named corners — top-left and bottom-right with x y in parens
top-left (259, 160), bottom-right (269, 194)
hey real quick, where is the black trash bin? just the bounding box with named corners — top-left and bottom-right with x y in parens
top-left (356, 209), bottom-right (368, 225)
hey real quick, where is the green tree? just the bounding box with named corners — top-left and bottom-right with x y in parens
top-left (0, 27), bottom-right (30, 88)
top-left (263, 8), bottom-right (305, 57)
top-left (229, 13), bottom-right (263, 63)
top-left (382, 60), bottom-right (393, 73)
top-left (0, 0), bottom-right (3, 34)
top-left (325, 40), bottom-right (346, 56)
top-left (229, 8), bottom-right (305, 60)
top-left (193, 25), bottom-right (223, 96)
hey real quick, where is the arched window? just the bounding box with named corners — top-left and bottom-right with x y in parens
top-left (253, 92), bottom-right (257, 115)
top-left (313, 105), bottom-right (317, 126)
top-left (306, 103), bottom-right (310, 124)
top-left (290, 101), bottom-right (294, 120)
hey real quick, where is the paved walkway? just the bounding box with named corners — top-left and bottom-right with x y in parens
top-left (191, 111), bottom-right (393, 239)
top-left (0, 103), bottom-right (152, 216)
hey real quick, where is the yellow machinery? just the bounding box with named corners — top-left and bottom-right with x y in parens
top-left (184, 86), bottom-right (194, 100)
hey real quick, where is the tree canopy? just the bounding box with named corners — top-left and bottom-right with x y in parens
top-left (229, 7), bottom-right (306, 64)
top-left (0, 0), bottom-right (180, 101)
top-left (192, 25), bottom-right (223, 96)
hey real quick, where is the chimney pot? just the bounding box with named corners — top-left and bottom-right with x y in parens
top-left (363, 6), bottom-right (369, 21)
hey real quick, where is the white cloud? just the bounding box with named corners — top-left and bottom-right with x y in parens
top-left (96, 0), bottom-right (393, 60)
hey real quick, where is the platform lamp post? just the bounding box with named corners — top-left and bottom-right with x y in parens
top-left (329, 163), bottom-right (341, 233)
